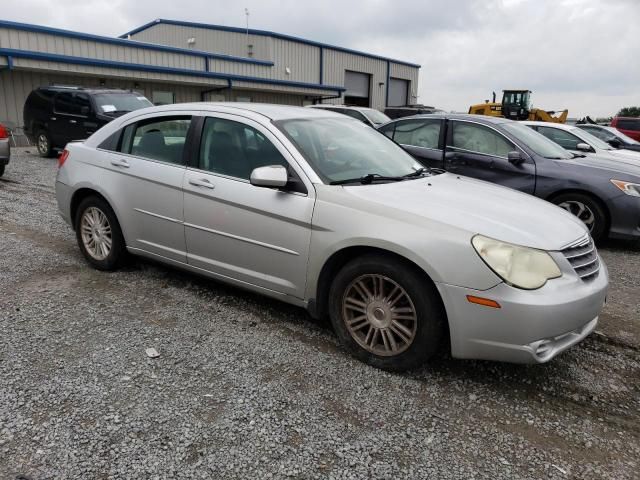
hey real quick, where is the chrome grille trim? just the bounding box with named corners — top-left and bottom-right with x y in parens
top-left (562, 235), bottom-right (600, 282)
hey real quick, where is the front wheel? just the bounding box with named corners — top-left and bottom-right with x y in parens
top-left (74, 196), bottom-right (127, 270)
top-left (328, 254), bottom-right (446, 371)
top-left (551, 193), bottom-right (607, 243)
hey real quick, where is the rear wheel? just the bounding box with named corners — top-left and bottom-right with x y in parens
top-left (0, 164), bottom-right (4, 177)
top-left (74, 196), bottom-right (127, 270)
top-left (329, 254), bottom-right (446, 371)
top-left (36, 131), bottom-right (54, 158)
top-left (551, 193), bottom-right (607, 242)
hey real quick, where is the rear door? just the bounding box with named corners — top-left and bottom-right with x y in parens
top-left (445, 120), bottom-right (535, 193)
top-left (98, 113), bottom-right (191, 262)
top-left (381, 118), bottom-right (445, 169)
top-left (183, 113), bottom-right (314, 298)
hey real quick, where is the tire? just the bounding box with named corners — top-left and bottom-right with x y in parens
top-left (36, 130), bottom-right (54, 158)
top-left (0, 164), bottom-right (4, 177)
top-left (328, 254), bottom-right (446, 371)
top-left (551, 193), bottom-right (607, 243)
top-left (74, 196), bottom-right (127, 271)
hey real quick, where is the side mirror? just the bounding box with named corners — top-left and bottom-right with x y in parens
top-left (507, 151), bottom-right (524, 164)
top-left (80, 106), bottom-right (90, 116)
top-left (250, 165), bottom-right (288, 188)
top-left (608, 139), bottom-right (621, 148)
top-left (576, 142), bottom-right (592, 152)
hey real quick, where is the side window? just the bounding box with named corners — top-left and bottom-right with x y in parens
top-left (199, 117), bottom-right (288, 180)
top-left (394, 120), bottom-right (441, 149)
top-left (98, 130), bottom-right (122, 151)
top-left (449, 122), bottom-right (514, 157)
top-left (54, 92), bottom-right (77, 115)
top-left (617, 119), bottom-right (640, 131)
top-left (74, 94), bottom-right (91, 117)
top-left (124, 116), bottom-right (191, 164)
top-left (379, 123), bottom-right (395, 139)
top-left (537, 126), bottom-right (582, 150)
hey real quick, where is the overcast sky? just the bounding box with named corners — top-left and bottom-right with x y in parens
top-left (3, 0), bottom-right (638, 117)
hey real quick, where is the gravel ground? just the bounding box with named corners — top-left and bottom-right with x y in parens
top-left (1, 148), bottom-right (639, 479)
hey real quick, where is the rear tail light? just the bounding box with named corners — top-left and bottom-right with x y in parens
top-left (0, 124), bottom-right (8, 139)
top-left (58, 149), bottom-right (70, 168)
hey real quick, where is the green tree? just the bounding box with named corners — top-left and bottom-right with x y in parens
top-left (617, 106), bottom-right (640, 117)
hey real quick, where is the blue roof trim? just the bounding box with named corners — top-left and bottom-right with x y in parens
top-left (120, 18), bottom-right (422, 69)
top-left (0, 19), bottom-right (274, 66)
top-left (0, 47), bottom-right (345, 93)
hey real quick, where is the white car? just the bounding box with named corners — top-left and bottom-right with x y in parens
top-left (55, 103), bottom-right (608, 370)
top-left (524, 121), bottom-right (640, 163)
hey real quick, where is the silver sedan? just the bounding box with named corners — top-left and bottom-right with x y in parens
top-left (55, 103), bottom-right (608, 370)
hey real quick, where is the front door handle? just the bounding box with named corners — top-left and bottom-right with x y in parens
top-left (189, 178), bottom-right (215, 189)
top-left (69, 120), bottom-right (77, 124)
top-left (110, 159), bottom-right (130, 168)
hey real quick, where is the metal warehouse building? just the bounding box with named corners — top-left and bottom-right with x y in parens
top-left (0, 18), bottom-right (420, 143)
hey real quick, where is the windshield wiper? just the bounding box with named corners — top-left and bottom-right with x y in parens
top-left (330, 169), bottom-right (429, 186)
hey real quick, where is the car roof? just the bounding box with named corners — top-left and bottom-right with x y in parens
top-left (38, 86), bottom-right (141, 95)
top-left (387, 113), bottom-right (511, 124)
top-left (129, 102), bottom-right (346, 121)
top-left (307, 104), bottom-right (376, 112)
top-left (521, 121), bottom-right (576, 130)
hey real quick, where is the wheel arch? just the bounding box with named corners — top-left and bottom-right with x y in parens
top-left (311, 245), bottom-right (448, 340)
top-left (546, 188), bottom-right (611, 232)
top-left (69, 187), bottom-right (126, 242)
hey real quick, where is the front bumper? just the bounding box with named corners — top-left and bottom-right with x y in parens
top-left (437, 259), bottom-right (608, 364)
top-left (607, 194), bottom-right (640, 240)
top-left (0, 138), bottom-right (9, 165)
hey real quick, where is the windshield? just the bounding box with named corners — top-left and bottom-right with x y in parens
top-left (361, 108), bottom-right (392, 125)
top-left (93, 93), bottom-right (153, 115)
top-left (502, 122), bottom-right (572, 159)
top-left (570, 127), bottom-right (614, 150)
top-left (275, 117), bottom-right (423, 184)
top-left (605, 126), bottom-right (640, 145)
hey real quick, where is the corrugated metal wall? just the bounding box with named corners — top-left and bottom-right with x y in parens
top-left (322, 50), bottom-right (387, 107)
top-left (390, 63), bottom-right (419, 104)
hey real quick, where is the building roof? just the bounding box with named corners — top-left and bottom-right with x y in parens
top-left (120, 19), bottom-right (421, 68)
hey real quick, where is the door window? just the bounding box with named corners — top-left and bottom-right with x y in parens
top-left (54, 92), bottom-right (78, 115)
top-left (122, 116), bottom-right (191, 164)
top-left (74, 94), bottom-right (91, 117)
top-left (198, 117), bottom-right (288, 180)
top-left (449, 122), bottom-right (514, 157)
top-left (340, 109), bottom-right (368, 124)
top-left (393, 120), bottom-right (441, 149)
top-left (536, 126), bottom-right (582, 150)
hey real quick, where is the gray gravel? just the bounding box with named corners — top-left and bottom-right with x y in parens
top-left (1, 148), bottom-right (639, 479)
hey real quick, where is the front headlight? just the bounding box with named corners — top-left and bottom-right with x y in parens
top-left (472, 235), bottom-right (561, 290)
top-left (611, 179), bottom-right (640, 197)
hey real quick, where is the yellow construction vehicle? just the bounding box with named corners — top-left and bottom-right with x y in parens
top-left (469, 90), bottom-right (568, 123)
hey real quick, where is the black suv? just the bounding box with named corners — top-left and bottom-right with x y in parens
top-left (23, 86), bottom-right (152, 157)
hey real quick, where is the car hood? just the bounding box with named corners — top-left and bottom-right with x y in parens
top-left (321, 173), bottom-right (587, 251)
top-left (572, 152), bottom-right (640, 177)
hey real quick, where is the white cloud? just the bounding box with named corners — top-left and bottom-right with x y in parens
top-left (2, 0), bottom-right (638, 117)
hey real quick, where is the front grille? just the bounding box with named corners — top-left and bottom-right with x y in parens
top-left (562, 236), bottom-right (600, 281)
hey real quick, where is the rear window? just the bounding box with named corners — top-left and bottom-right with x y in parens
top-left (615, 119), bottom-right (640, 131)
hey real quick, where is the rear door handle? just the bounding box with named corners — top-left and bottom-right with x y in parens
top-left (110, 159), bottom-right (130, 168)
top-left (189, 178), bottom-right (215, 189)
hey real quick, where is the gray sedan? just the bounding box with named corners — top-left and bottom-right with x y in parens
top-left (55, 104), bottom-right (607, 370)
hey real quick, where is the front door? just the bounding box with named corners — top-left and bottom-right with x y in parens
top-left (445, 120), bottom-right (536, 194)
top-left (51, 92), bottom-right (93, 146)
top-left (381, 118), bottom-right (445, 169)
top-left (183, 114), bottom-right (314, 298)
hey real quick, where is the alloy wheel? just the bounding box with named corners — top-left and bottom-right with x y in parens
top-left (80, 207), bottom-right (112, 261)
top-left (37, 134), bottom-right (49, 155)
top-left (558, 200), bottom-right (596, 232)
top-left (342, 274), bottom-right (418, 356)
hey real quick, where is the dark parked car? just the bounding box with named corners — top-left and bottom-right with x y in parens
top-left (384, 105), bottom-right (444, 120)
top-left (576, 124), bottom-right (640, 152)
top-left (0, 122), bottom-right (10, 177)
top-left (611, 117), bottom-right (640, 142)
top-left (23, 86), bottom-right (152, 157)
top-left (379, 114), bottom-right (640, 242)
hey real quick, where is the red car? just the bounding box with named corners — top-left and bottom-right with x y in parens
top-left (611, 117), bottom-right (640, 142)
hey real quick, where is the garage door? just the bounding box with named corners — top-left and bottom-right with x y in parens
top-left (388, 78), bottom-right (409, 107)
top-left (344, 70), bottom-right (370, 107)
